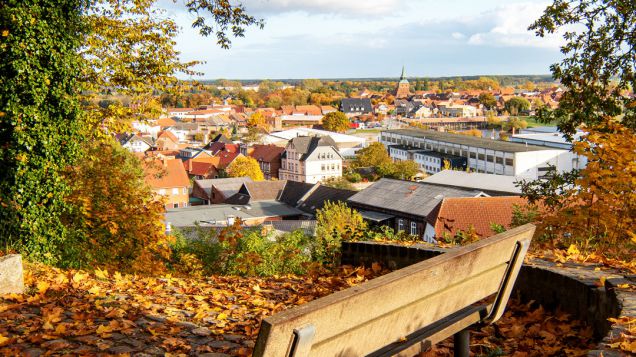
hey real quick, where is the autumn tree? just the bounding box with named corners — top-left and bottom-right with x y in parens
top-left (314, 201), bottom-right (367, 266)
top-left (1, 0), bottom-right (262, 266)
top-left (478, 93), bottom-right (498, 110)
top-left (487, 111), bottom-right (504, 128)
top-left (530, 0), bottom-right (636, 136)
top-left (504, 97), bottom-right (531, 116)
top-left (518, 121), bottom-right (635, 260)
top-left (379, 160), bottom-right (420, 180)
top-left (322, 111), bottom-right (350, 133)
top-left (226, 156), bottom-right (264, 181)
top-left (353, 142), bottom-right (392, 168)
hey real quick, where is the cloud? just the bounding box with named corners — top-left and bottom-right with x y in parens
top-left (463, 2), bottom-right (564, 48)
top-left (451, 32), bottom-right (466, 40)
top-left (240, 0), bottom-right (401, 16)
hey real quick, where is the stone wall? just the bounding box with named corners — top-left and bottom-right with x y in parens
top-left (341, 241), bottom-right (634, 355)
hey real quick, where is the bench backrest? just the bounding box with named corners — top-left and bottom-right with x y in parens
top-left (254, 224), bottom-right (535, 357)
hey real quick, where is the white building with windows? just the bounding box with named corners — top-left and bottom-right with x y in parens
top-left (381, 129), bottom-right (576, 180)
top-left (279, 136), bottom-right (343, 184)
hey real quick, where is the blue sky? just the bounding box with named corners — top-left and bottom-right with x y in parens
top-left (160, 0), bottom-right (565, 80)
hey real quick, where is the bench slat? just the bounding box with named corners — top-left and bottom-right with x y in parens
top-left (254, 224), bottom-right (535, 357)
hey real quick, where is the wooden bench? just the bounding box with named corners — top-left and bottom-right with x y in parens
top-left (253, 224), bottom-right (535, 357)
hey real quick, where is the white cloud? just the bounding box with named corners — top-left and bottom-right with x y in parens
top-left (451, 32), bottom-right (465, 40)
top-left (240, 0), bottom-right (401, 16)
top-left (463, 2), bottom-right (564, 48)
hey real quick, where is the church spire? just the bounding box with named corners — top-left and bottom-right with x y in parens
top-left (400, 65), bottom-right (406, 80)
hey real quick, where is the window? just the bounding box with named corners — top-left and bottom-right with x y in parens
top-left (321, 164), bottom-right (326, 171)
top-left (410, 222), bottom-right (417, 235)
top-left (486, 155), bottom-right (494, 162)
top-left (159, 189), bottom-right (166, 195)
top-left (173, 203), bottom-right (178, 208)
top-left (495, 157), bottom-right (503, 165)
top-left (478, 153), bottom-right (485, 160)
top-left (182, 188), bottom-right (187, 194)
top-left (505, 158), bottom-right (514, 166)
top-left (470, 152), bottom-right (476, 159)
top-left (398, 219), bottom-right (404, 232)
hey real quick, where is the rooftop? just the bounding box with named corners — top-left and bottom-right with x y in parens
top-left (165, 200), bottom-right (303, 227)
top-left (422, 170), bottom-right (523, 195)
top-left (347, 178), bottom-right (483, 218)
top-left (383, 128), bottom-right (556, 153)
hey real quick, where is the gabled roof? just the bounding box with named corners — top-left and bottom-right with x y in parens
top-left (226, 180), bottom-right (287, 204)
top-left (189, 161), bottom-right (217, 177)
top-left (278, 181), bottom-right (316, 206)
top-left (286, 136), bottom-right (339, 161)
top-left (214, 151), bottom-right (241, 169)
top-left (145, 159), bottom-right (190, 189)
top-left (193, 177), bottom-right (253, 199)
top-left (347, 178), bottom-right (483, 218)
top-left (157, 118), bottom-right (177, 127)
top-left (340, 98), bottom-right (373, 113)
top-left (157, 130), bottom-right (179, 143)
top-left (209, 133), bottom-right (233, 144)
top-left (430, 196), bottom-right (527, 239)
top-left (249, 144), bottom-right (285, 162)
top-left (297, 185), bottom-right (357, 214)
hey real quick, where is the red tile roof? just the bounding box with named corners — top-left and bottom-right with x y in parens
top-left (157, 130), bottom-right (179, 143)
top-left (157, 118), bottom-right (177, 127)
top-left (189, 161), bottom-right (217, 177)
top-left (430, 196), bottom-right (528, 239)
top-left (249, 144), bottom-right (285, 162)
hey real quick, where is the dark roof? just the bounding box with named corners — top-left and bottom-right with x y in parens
top-left (297, 185), bottom-right (357, 214)
top-left (285, 136), bottom-right (339, 161)
top-left (347, 178), bottom-right (483, 218)
top-left (383, 129), bottom-right (554, 153)
top-left (209, 134), bottom-right (233, 145)
top-left (278, 181), bottom-right (315, 206)
top-left (340, 98), bottom-right (373, 113)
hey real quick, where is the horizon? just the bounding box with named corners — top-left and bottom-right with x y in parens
top-left (194, 74), bottom-right (556, 82)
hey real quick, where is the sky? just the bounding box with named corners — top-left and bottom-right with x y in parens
top-left (159, 0), bottom-right (565, 80)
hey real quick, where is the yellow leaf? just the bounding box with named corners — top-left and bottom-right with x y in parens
top-left (95, 268), bottom-right (109, 279)
top-left (217, 313), bottom-right (228, 320)
top-left (96, 324), bottom-right (112, 336)
top-left (88, 286), bottom-right (101, 295)
top-left (37, 281), bottom-right (50, 294)
top-left (114, 271), bottom-right (123, 281)
top-left (566, 244), bottom-right (580, 256)
top-left (1, 30), bottom-right (8, 37)
top-left (193, 295), bottom-right (206, 301)
top-left (0, 334), bottom-right (9, 346)
top-left (54, 323), bottom-right (66, 335)
top-left (73, 272), bottom-right (88, 284)
top-left (617, 283), bottom-right (631, 289)
top-left (252, 284), bottom-right (261, 292)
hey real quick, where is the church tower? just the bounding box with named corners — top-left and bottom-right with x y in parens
top-left (395, 65), bottom-right (410, 99)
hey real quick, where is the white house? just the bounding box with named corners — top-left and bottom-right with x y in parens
top-left (437, 104), bottom-right (477, 118)
top-left (279, 136), bottom-right (343, 184)
top-left (119, 134), bottom-right (153, 153)
top-left (381, 129), bottom-right (577, 180)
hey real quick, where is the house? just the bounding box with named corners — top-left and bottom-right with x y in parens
top-left (155, 130), bottom-right (180, 151)
top-left (347, 178), bottom-right (484, 237)
top-left (261, 128), bottom-right (366, 158)
top-left (191, 177), bottom-right (253, 204)
top-left (437, 103), bottom-right (478, 117)
top-left (119, 133), bottom-right (154, 153)
top-left (423, 196), bottom-right (527, 243)
top-left (412, 150), bottom-right (467, 174)
top-left (248, 144), bottom-right (285, 179)
top-left (381, 128), bottom-right (576, 179)
top-left (144, 158), bottom-right (190, 209)
top-left (421, 170), bottom-right (522, 196)
top-left (279, 136), bottom-right (343, 184)
top-left (340, 98), bottom-right (373, 116)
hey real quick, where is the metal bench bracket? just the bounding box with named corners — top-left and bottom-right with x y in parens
top-left (287, 324), bottom-right (315, 357)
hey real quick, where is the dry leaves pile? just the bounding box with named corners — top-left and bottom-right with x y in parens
top-left (0, 263), bottom-right (388, 356)
top-left (424, 299), bottom-right (596, 356)
top-left (0, 263), bottom-right (602, 356)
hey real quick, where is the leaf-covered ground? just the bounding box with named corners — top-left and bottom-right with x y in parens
top-left (0, 263), bottom-right (598, 356)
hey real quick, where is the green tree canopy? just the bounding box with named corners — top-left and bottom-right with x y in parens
top-left (478, 93), bottom-right (498, 110)
top-left (505, 97), bottom-right (531, 116)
